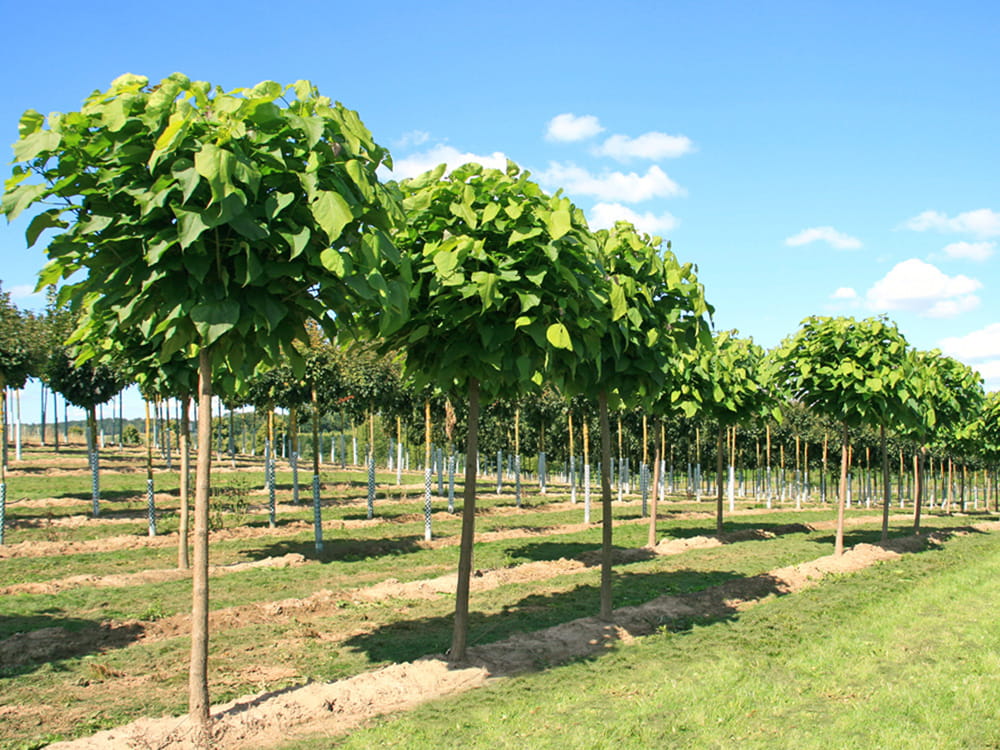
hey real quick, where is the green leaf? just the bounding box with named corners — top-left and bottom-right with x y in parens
top-left (546, 208), bottom-right (572, 240)
top-left (610, 282), bottom-right (627, 321)
top-left (25, 209), bottom-right (67, 247)
top-left (194, 143), bottom-right (237, 204)
top-left (191, 299), bottom-right (240, 346)
top-left (546, 322), bottom-right (573, 351)
top-left (433, 250), bottom-right (459, 279)
top-left (312, 190), bottom-right (353, 242)
top-left (17, 109), bottom-right (44, 137)
top-left (12, 129), bottom-right (60, 161)
top-left (320, 248), bottom-right (348, 276)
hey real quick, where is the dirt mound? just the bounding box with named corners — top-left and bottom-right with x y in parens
top-left (45, 531), bottom-right (953, 750)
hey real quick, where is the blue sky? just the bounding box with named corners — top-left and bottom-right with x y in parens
top-left (2, 0), bottom-right (998, 421)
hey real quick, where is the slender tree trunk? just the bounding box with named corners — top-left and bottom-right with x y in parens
top-left (145, 400), bottom-right (156, 537)
top-left (188, 349), bottom-right (213, 739)
top-left (716, 426), bottom-right (725, 535)
top-left (88, 405), bottom-right (99, 518)
top-left (598, 390), bottom-right (614, 621)
top-left (647, 419), bottom-right (662, 548)
top-left (836, 422), bottom-right (849, 556)
top-left (451, 377), bottom-right (480, 663)
top-left (0, 387), bottom-right (7, 473)
top-left (913, 446), bottom-right (925, 535)
top-left (880, 423), bottom-right (891, 544)
top-left (178, 397), bottom-right (191, 570)
top-left (53, 389), bottom-right (59, 452)
top-left (311, 387), bottom-right (323, 553)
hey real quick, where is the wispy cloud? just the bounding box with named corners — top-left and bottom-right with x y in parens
top-left (393, 130), bottom-right (431, 149)
top-left (785, 226), bottom-right (862, 250)
top-left (830, 287), bottom-right (858, 300)
top-left (386, 144), bottom-right (510, 181)
top-left (593, 132), bottom-right (694, 161)
top-left (536, 162), bottom-right (684, 203)
top-left (901, 208), bottom-right (1000, 237)
top-left (941, 240), bottom-right (996, 261)
top-left (865, 258), bottom-right (981, 318)
top-left (545, 113), bottom-right (604, 142)
top-left (939, 322), bottom-right (1000, 361)
top-left (587, 202), bottom-right (678, 236)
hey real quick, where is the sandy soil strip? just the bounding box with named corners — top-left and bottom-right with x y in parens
top-left (47, 524), bottom-right (997, 750)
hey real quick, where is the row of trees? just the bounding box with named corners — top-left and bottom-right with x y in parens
top-left (2, 73), bottom-right (996, 740)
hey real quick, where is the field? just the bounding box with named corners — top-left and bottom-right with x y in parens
top-left (1, 444), bottom-right (998, 749)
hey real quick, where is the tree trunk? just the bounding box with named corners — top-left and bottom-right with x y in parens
top-left (880, 422), bottom-right (891, 543)
top-left (450, 377), bottom-right (480, 663)
top-left (145, 400), bottom-right (156, 537)
top-left (647, 418), bottom-right (662, 548)
top-left (716, 426), bottom-right (725, 535)
top-left (835, 422), bottom-right (849, 556)
top-left (178, 397), bottom-right (191, 570)
top-left (188, 349), bottom-right (213, 738)
top-left (88, 405), bottom-right (100, 518)
top-left (311, 387), bottom-right (323, 553)
top-left (598, 390), bottom-right (614, 621)
top-left (913, 446), bottom-right (925, 535)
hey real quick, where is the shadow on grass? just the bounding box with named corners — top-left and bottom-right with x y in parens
top-left (244, 534), bottom-right (428, 564)
top-left (0, 612), bottom-right (144, 676)
top-left (340, 566), bottom-right (753, 667)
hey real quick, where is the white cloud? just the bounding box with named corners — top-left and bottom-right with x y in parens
top-left (785, 226), bottom-right (862, 250)
top-left (830, 287), bottom-right (858, 300)
top-left (975, 360), bottom-right (1000, 391)
top-left (941, 240), bottom-right (996, 261)
top-left (387, 144), bottom-right (510, 181)
top-left (588, 202), bottom-right (679, 236)
top-left (901, 208), bottom-right (1000, 238)
top-left (9, 284), bottom-right (43, 304)
top-left (394, 130), bottom-right (431, 149)
top-left (593, 132), bottom-right (694, 161)
top-left (865, 258), bottom-right (981, 318)
top-left (926, 296), bottom-right (982, 318)
top-left (939, 323), bottom-right (1000, 361)
top-left (537, 162), bottom-right (684, 203)
top-left (546, 113), bottom-right (604, 142)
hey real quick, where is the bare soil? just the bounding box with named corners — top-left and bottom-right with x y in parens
top-left (39, 521), bottom-right (1000, 750)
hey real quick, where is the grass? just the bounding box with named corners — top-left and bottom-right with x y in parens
top-left (288, 529), bottom-right (1000, 750)
top-left (1, 446), bottom-right (998, 750)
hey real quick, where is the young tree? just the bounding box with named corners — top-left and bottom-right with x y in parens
top-left (557, 222), bottom-right (712, 619)
top-left (0, 284), bottom-right (32, 542)
top-left (770, 316), bottom-right (912, 554)
top-left (44, 348), bottom-right (124, 516)
top-left (370, 161), bottom-right (603, 660)
top-left (2, 73), bottom-right (405, 738)
top-left (695, 331), bottom-right (776, 534)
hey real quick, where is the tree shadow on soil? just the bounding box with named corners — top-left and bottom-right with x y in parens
top-left (340, 566), bottom-right (767, 668)
top-left (0, 613), bottom-right (144, 676)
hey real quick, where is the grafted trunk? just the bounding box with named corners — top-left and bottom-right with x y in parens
top-left (835, 422), bottom-right (849, 556)
top-left (880, 423), bottom-right (891, 543)
top-left (188, 349), bottom-right (213, 739)
top-left (715, 426), bottom-right (725, 535)
top-left (598, 390), bottom-right (614, 621)
top-left (450, 377), bottom-right (480, 663)
top-left (178, 397), bottom-right (191, 569)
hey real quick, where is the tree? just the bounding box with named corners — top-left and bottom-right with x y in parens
top-left (0, 283), bottom-right (32, 543)
top-left (695, 331), bottom-right (776, 534)
top-left (769, 316), bottom-right (912, 554)
top-left (557, 222), bottom-right (712, 619)
top-left (2, 73), bottom-right (405, 738)
top-left (44, 348), bottom-right (124, 516)
top-left (370, 161), bottom-right (602, 660)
